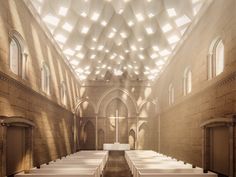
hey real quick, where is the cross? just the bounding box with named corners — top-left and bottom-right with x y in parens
top-left (109, 110), bottom-right (126, 143)
top-left (115, 110), bottom-right (119, 143)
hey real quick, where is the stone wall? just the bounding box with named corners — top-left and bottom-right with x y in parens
top-left (0, 0), bottom-right (80, 172)
top-left (152, 0), bottom-right (236, 171)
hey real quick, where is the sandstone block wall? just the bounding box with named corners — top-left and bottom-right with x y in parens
top-left (0, 0), bottom-right (81, 169)
top-left (152, 0), bottom-right (236, 170)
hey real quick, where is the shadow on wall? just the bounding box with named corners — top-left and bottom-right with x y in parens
top-left (98, 129), bottom-right (105, 150)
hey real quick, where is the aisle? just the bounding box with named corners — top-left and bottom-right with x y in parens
top-left (103, 151), bottom-right (132, 177)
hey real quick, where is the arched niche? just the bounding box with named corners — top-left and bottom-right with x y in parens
top-left (74, 98), bottom-right (96, 151)
top-left (138, 101), bottom-right (157, 118)
top-left (0, 116), bottom-right (35, 177)
top-left (201, 116), bottom-right (235, 177)
top-left (138, 122), bottom-right (149, 150)
top-left (80, 120), bottom-right (95, 150)
top-left (106, 98), bottom-right (128, 118)
top-left (75, 100), bottom-right (96, 118)
top-left (129, 129), bottom-right (136, 150)
top-left (96, 88), bottom-right (138, 116)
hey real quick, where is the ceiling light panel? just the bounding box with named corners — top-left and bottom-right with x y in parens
top-left (31, 0), bottom-right (209, 81)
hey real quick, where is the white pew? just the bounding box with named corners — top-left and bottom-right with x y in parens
top-left (15, 172), bottom-right (95, 177)
top-left (15, 151), bottom-right (108, 177)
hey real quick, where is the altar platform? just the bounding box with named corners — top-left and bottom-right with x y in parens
top-left (103, 143), bottom-right (130, 151)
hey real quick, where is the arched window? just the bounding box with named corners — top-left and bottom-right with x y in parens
top-left (168, 83), bottom-right (174, 105)
top-left (9, 32), bottom-right (28, 79)
top-left (60, 81), bottom-right (67, 105)
top-left (41, 63), bottom-right (50, 94)
top-left (208, 38), bottom-right (224, 79)
top-left (184, 67), bottom-right (192, 95)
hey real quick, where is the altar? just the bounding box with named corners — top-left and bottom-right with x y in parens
top-left (103, 143), bottom-right (130, 151)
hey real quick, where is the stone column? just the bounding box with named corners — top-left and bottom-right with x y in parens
top-left (73, 114), bottom-right (77, 152)
top-left (95, 114), bottom-right (98, 150)
top-left (136, 114), bottom-right (138, 149)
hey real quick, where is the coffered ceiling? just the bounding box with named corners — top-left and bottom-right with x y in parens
top-left (28, 0), bottom-right (210, 82)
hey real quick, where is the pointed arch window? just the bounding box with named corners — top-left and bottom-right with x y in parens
top-left (60, 81), bottom-right (67, 105)
top-left (168, 83), bottom-right (174, 105)
top-left (9, 32), bottom-right (28, 79)
top-left (208, 38), bottom-right (224, 79)
top-left (184, 67), bottom-right (192, 95)
top-left (41, 63), bottom-right (50, 95)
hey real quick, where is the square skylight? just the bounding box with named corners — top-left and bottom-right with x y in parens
top-left (63, 49), bottom-right (75, 56)
top-left (101, 20), bottom-right (107, 26)
top-left (70, 59), bottom-right (79, 65)
top-left (167, 8), bottom-right (177, 17)
top-left (54, 34), bottom-right (66, 43)
top-left (62, 22), bottom-right (73, 32)
top-left (175, 15), bottom-right (191, 27)
top-left (81, 26), bottom-right (89, 34)
top-left (168, 35), bottom-right (180, 44)
top-left (159, 49), bottom-right (171, 56)
top-left (75, 45), bottom-right (82, 51)
top-left (43, 14), bottom-right (59, 26)
top-left (59, 7), bottom-right (68, 16)
top-left (80, 12), bottom-right (87, 17)
top-left (77, 53), bottom-right (84, 59)
top-left (146, 27), bottom-right (154, 35)
top-left (91, 12), bottom-right (100, 21)
top-left (155, 59), bottom-right (165, 66)
top-left (136, 13), bottom-right (144, 22)
top-left (162, 24), bottom-right (173, 33)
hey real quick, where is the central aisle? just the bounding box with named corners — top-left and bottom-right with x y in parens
top-left (103, 151), bottom-right (132, 177)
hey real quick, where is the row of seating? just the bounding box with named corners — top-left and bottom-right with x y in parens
top-left (125, 150), bottom-right (217, 177)
top-left (15, 151), bottom-right (108, 177)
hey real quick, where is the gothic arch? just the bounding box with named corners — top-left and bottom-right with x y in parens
top-left (129, 129), bottom-right (136, 150)
top-left (80, 120), bottom-right (95, 150)
top-left (138, 99), bottom-right (158, 114)
top-left (104, 97), bottom-right (129, 117)
top-left (74, 98), bottom-right (96, 116)
top-left (96, 88), bottom-right (138, 114)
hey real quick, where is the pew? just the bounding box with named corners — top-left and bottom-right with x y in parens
top-left (15, 151), bottom-right (108, 177)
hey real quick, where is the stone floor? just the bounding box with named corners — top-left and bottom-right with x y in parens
top-left (103, 151), bottom-right (132, 177)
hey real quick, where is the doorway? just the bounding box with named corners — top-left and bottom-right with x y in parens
top-left (0, 117), bottom-right (35, 177)
top-left (6, 126), bottom-right (26, 176)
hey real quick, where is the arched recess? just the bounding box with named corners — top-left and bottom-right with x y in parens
top-left (74, 99), bottom-right (96, 150)
top-left (80, 120), bottom-right (95, 150)
top-left (97, 129), bottom-right (105, 150)
top-left (129, 129), bottom-right (136, 150)
top-left (74, 99), bottom-right (96, 117)
top-left (0, 116), bottom-right (35, 177)
top-left (138, 100), bottom-right (157, 118)
top-left (96, 88), bottom-right (138, 115)
top-left (138, 122), bottom-right (149, 150)
top-left (105, 98), bottom-right (128, 143)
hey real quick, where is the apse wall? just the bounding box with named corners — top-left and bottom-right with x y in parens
top-left (0, 0), bottom-right (80, 172)
top-left (75, 85), bottom-right (159, 151)
top-left (152, 0), bottom-right (236, 171)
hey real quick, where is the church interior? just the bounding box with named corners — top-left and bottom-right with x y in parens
top-left (0, 0), bottom-right (235, 177)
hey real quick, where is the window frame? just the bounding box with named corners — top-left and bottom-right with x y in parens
top-left (183, 67), bottom-right (192, 96)
top-left (208, 38), bottom-right (224, 79)
top-left (41, 62), bottom-right (50, 95)
top-left (9, 31), bottom-right (28, 79)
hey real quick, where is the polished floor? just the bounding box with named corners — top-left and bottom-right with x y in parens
top-left (103, 151), bottom-right (132, 177)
